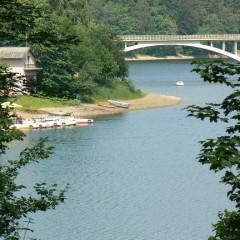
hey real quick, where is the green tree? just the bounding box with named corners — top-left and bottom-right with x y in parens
top-left (219, 6), bottom-right (240, 34)
top-left (132, 0), bottom-right (154, 34)
top-left (176, 0), bottom-right (201, 34)
top-left (101, 2), bottom-right (137, 35)
top-left (0, 0), bottom-right (42, 46)
top-left (32, 14), bottom-right (80, 98)
top-left (197, 14), bottom-right (224, 34)
top-left (48, 0), bottom-right (92, 25)
top-left (153, 15), bottom-right (177, 35)
top-left (0, 64), bottom-right (68, 239)
top-left (185, 60), bottom-right (240, 240)
top-left (0, 0), bottom-right (80, 99)
top-left (88, 23), bottom-right (128, 81)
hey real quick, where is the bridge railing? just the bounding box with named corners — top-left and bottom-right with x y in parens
top-left (119, 34), bottom-right (240, 42)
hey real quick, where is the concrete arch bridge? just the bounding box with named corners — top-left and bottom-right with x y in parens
top-left (119, 34), bottom-right (240, 61)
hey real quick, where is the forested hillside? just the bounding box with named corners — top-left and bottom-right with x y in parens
top-left (1, 0), bottom-right (239, 100)
top-left (89, 0), bottom-right (240, 57)
top-left (90, 0), bottom-right (240, 35)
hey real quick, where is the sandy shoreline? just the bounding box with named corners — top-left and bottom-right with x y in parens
top-left (125, 55), bottom-right (228, 61)
top-left (16, 93), bottom-right (182, 119)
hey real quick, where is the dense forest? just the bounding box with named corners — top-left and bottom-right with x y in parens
top-left (90, 0), bottom-right (240, 35)
top-left (0, 0), bottom-right (240, 100)
top-left (89, 0), bottom-right (240, 57)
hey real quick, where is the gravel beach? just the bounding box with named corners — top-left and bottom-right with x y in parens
top-left (16, 93), bottom-right (182, 119)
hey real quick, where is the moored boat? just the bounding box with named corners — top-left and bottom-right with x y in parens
top-left (108, 100), bottom-right (130, 108)
top-left (97, 102), bottom-right (116, 108)
top-left (10, 116), bottom-right (94, 130)
top-left (75, 118), bottom-right (94, 125)
top-left (48, 116), bottom-right (94, 125)
top-left (176, 80), bottom-right (184, 86)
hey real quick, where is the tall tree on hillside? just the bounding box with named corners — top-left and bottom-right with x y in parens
top-left (220, 6), bottom-right (240, 33)
top-left (48, 0), bottom-right (92, 25)
top-left (197, 14), bottom-right (224, 34)
top-left (176, 0), bottom-right (200, 34)
top-left (101, 2), bottom-right (137, 34)
top-left (0, 0), bottom-right (42, 46)
top-left (88, 23), bottom-right (128, 83)
top-left (226, 0), bottom-right (240, 10)
top-left (133, 0), bottom-right (154, 34)
top-left (32, 14), bottom-right (80, 98)
top-left (154, 0), bottom-right (178, 18)
top-left (185, 60), bottom-right (240, 240)
top-left (206, 0), bottom-right (226, 14)
top-left (0, 0), bottom-right (88, 99)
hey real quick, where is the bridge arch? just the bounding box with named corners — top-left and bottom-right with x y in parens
top-left (124, 42), bottom-right (240, 62)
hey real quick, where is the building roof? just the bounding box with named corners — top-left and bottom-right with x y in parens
top-left (0, 47), bottom-right (31, 59)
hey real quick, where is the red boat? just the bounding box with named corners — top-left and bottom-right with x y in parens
top-left (75, 118), bottom-right (94, 125)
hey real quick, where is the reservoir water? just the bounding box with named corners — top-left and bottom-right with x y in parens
top-left (14, 60), bottom-right (234, 239)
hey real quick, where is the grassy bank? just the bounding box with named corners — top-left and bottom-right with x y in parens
top-left (7, 82), bottom-right (144, 110)
top-left (92, 84), bottom-right (144, 102)
top-left (8, 96), bottom-right (80, 110)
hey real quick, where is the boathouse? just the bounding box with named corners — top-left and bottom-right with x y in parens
top-left (0, 47), bottom-right (42, 82)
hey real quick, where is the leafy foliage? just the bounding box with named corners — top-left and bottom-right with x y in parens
top-left (89, 0), bottom-right (240, 36)
top-left (0, 0), bottom-right (128, 100)
top-left (89, 0), bottom-right (240, 57)
top-left (0, 0), bottom-right (42, 46)
top-left (0, 65), bottom-right (68, 239)
top-left (185, 60), bottom-right (240, 240)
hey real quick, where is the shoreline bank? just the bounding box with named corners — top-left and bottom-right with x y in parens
top-left (16, 93), bottom-right (182, 119)
top-left (125, 55), bottom-right (228, 61)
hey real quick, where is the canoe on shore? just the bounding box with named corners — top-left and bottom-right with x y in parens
top-left (97, 102), bottom-right (116, 108)
top-left (108, 100), bottom-right (130, 108)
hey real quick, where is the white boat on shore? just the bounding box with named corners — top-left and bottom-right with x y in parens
top-left (108, 100), bottom-right (130, 108)
top-left (10, 116), bottom-right (94, 130)
top-left (176, 80), bottom-right (184, 86)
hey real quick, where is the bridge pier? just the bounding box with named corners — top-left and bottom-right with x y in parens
top-left (233, 41), bottom-right (238, 55)
top-left (222, 41), bottom-right (225, 51)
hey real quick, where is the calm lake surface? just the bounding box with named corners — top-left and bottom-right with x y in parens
top-left (13, 60), bottom-right (234, 240)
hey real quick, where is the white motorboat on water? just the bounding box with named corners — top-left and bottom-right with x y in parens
top-left (176, 80), bottom-right (184, 86)
top-left (10, 116), bottom-right (94, 130)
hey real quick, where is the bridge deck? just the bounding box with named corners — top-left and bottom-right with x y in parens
top-left (120, 34), bottom-right (240, 42)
